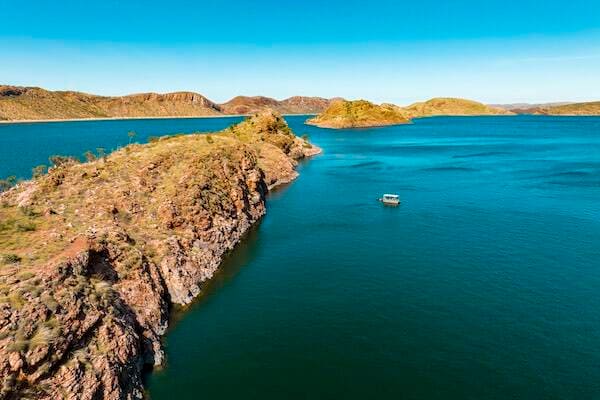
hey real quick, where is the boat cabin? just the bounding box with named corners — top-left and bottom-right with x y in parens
top-left (380, 194), bottom-right (400, 205)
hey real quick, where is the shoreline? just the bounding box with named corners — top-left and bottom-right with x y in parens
top-left (0, 113), bottom-right (317, 125)
top-left (0, 111), bottom-right (322, 399)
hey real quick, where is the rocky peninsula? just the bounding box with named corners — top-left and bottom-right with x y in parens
top-left (0, 111), bottom-right (320, 399)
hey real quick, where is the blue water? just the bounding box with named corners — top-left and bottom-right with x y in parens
top-left (0, 117), bottom-right (243, 179)
top-left (2, 115), bottom-right (600, 399)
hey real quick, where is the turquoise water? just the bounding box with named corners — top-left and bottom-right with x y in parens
top-left (0, 117), bottom-right (243, 179)
top-left (2, 116), bottom-right (600, 399)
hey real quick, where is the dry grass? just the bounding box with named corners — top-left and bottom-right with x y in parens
top-left (0, 110), bottom-right (314, 278)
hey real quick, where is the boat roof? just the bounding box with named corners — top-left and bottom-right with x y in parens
top-left (383, 194), bottom-right (399, 198)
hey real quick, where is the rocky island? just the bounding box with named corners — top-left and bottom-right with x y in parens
top-left (306, 97), bottom-right (513, 129)
top-left (0, 111), bottom-right (320, 399)
top-left (305, 99), bottom-right (411, 128)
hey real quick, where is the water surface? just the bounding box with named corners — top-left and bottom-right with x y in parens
top-left (2, 115), bottom-right (599, 399)
top-left (149, 115), bottom-right (600, 399)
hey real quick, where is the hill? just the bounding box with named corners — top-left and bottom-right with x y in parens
top-left (402, 98), bottom-right (513, 118)
top-left (0, 85), bottom-right (337, 121)
top-left (219, 95), bottom-right (334, 115)
top-left (0, 111), bottom-right (320, 399)
top-left (516, 101), bottom-right (600, 115)
top-left (0, 86), bottom-right (221, 121)
top-left (305, 99), bottom-right (411, 128)
top-left (490, 102), bottom-right (573, 112)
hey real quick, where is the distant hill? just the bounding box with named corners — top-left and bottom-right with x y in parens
top-left (513, 101), bottom-right (600, 115)
top-left (0, 85), bottom-right (222, 121)
top-left (219, 95), bottom-right (333, 115)
top-left (490, 102), bottom-right (573, 112)
top-left (402, 98), bottom-right (513, 118)
top-left (219, 96), bottom-right (280, 115)
top-left (0, 85), bottom-right (337, 121)
top-left (305, 99), bottom-right (411, 128)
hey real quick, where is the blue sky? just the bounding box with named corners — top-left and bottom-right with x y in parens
top-left (1, 0), bottom-right (599, 104)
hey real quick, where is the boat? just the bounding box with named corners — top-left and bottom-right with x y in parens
top-left (379, 194), bottom-right (400, 205)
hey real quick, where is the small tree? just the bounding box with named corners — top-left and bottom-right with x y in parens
top-left (127, 131), bottom-right (137, 144)
top-left (83, 150), bottom-right (97, 162)
top-left (32, 165), bottom-right (47, 179)
top-left (96, 148), bottom-right (106, 161)
top-left (49, 155), bottom-right (78, 167)
top-left (0, 176), bottom-right (16, 192)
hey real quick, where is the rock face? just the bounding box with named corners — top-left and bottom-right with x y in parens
top-left (305, 99), bottom-right (411, 129)
top-left (0, 111), bottom-right (320, 399)
top-left (0, 85), bottom-right (337, 121)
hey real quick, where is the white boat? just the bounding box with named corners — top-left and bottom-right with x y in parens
top-left (379, 194), bottom-right (400, 205)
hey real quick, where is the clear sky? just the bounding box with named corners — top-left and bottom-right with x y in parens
top-left (1, 0), bottom-right (599, 104)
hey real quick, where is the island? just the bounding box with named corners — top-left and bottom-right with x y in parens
top-left (305, 97), bottom-right (513, 129)
top-left (305, 99), bottom-right (411, 128)
top-left (0, 111), bottom-right (320, 399)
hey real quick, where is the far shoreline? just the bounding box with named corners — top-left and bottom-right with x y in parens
top-left (0, 113), bottom-right (318, 125)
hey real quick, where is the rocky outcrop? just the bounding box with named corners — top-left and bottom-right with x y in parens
top-left (306, 99), bottom-right (411, 128)
top-left (0, 111), bottom-right (320, 399)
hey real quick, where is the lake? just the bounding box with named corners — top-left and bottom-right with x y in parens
top-left (2, 115), bottom-right (600, 399)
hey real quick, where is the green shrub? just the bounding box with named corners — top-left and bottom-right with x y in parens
top-left (83, 151), bottom-right (97, 162)
top-left (15, 221), bottom-right (36, 232)
top-left (19, 206), bottom-right (38, 217)
top-left (29, 326), bottom-right (57, 348)
top-left (96, 148), bottom-right (106, 160)
top-left (41, 294), bottom-right (59, 312)
top-left (0, 176), bottom-right (16, 192)
top-left (16, 271), bottom-right (35, 281)
top-left (32, 165), bottom-right (47, 179)
top-left (7, 339), bottom-right (29, 352)
top-left (206, 134), bottom-right (214, 144)
top-left (127, 131), bottom-right (137, 144)
top-left (49, 155), bottom-right (79, 167)
top-left (1, 254), bottom-right (21, 264)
